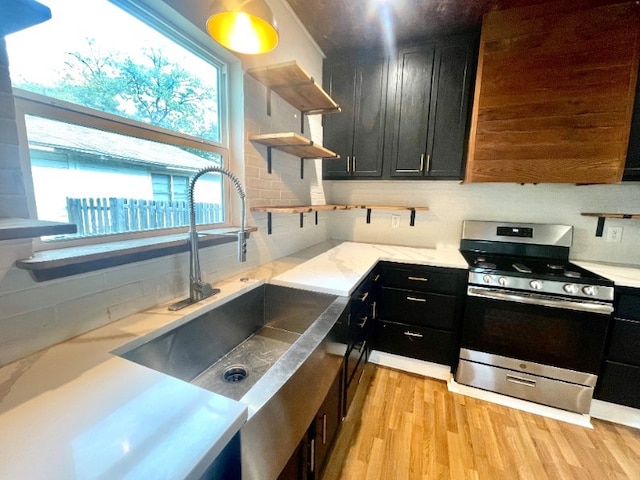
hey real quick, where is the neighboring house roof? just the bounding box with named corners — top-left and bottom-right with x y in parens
top-left (25, 115), bottom-right (217, 171)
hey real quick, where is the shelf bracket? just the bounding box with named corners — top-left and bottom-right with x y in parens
top-left (267, 147), bottom-right (273, 174)
top-left (366, 208), bottom-right (372, 224)
top-left (300, 111), bottom-right (305, 134)
top-left (300, 158), bottom-right (304, 179)
top-left (266, 87), bottom-right (272, 117)
top-left (595, 216), bottom-right (605, 237)
top-left (410, 208), bottom-right (416, 227)
top-left (299, 212), bottom-right (304, 228)
top-left (315, 211), bottom-right (318, 225)
top-left (267, 212), bottom-right (272, 235)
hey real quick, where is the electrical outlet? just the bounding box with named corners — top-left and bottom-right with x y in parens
top-left (391, 215), bottom-right (400, 228)
top-left (606, 226), bottom-right (623, 243)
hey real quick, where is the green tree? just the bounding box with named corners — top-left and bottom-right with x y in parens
top-left (17, 39), bottom-right (219, 141)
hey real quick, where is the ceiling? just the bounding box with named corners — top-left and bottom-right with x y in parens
top-left (284, 0), bottom-right (623, 53)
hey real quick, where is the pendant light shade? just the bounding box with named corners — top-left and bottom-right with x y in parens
top-left (206, 0), bottom-right (279, 55)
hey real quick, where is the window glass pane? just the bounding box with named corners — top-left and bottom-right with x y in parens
top-left (6, 0), bottom-right (222, 143)
top-left (26, 115), bottom-right (224, 239)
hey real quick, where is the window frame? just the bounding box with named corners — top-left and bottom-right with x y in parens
top-left (10, 0), bottom-right (238, 252)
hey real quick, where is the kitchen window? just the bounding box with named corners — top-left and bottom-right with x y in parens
top-left (6, 0), bottom-right (230, 244)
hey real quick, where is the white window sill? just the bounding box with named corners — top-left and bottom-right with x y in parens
top-left (16, 227), bottom-right (255, 281)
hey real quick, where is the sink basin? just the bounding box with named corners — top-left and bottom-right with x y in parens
top-left (115, 283), bottom-right (349, 480)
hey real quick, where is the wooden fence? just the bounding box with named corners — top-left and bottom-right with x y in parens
top-left (66, 197), bottom-right (223, 236)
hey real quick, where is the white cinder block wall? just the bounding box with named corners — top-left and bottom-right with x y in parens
top-left (0, 0), bottom-right (329, 367)
top-left (327, 181), bottom-right (640, 265)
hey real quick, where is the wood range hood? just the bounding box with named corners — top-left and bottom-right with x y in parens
top-left (464, 0), bottom-right (640, 184)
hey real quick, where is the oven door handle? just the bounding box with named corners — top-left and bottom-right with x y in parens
top-left (467, 286), bottom-right (613, 315)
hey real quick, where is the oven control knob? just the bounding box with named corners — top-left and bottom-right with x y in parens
top-left (498, 277), bottom-right (508, 286)
top-left (483, 275), bottom-right (492, 284)
top-left (563, 284), bottom-right (579, 295)
top-left (529, 280), bottom-right (543, 290)
top-left (582, 285), bottom-right (599, 296)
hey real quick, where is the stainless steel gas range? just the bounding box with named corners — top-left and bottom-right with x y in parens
top-left (455, 221), bottom-right (614, 414)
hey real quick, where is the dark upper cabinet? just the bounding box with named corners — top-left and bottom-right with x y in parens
top-left (323, 54), bottom-right (388, 179)
top-left (623, 62), bottom-right (640, 181)
top-left (387, 35), bottom-right (476, 179)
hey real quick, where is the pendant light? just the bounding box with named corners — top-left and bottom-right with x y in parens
top-left (206, 0), bottom-right (279, 55)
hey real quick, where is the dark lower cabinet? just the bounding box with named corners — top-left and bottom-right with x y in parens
top-left (374, 262), bottom-right (466, 367)
top-left (278, 366), bottom-right (343, 480)
top-left (595, 286), bottom-right (640, 409)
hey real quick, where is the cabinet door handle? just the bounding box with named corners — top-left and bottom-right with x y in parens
top-left (358, 291), bottom-right (369, 302)
top-left (426, 154), bottom-right (431, 172)
top-left (404, 331), bottom-right (423, 338)
top-left (373, 274), bottom-right (380, 282)
top-left (356, 340), bottom-right (367, 353)
top-left (408, 276), bottom-right (428, 282)
top-left (358, 316), bottom-right (368, 328)
top-left (310, 438), bottom-right (315, 472)
top-left (372, 300), bottom-right (377, 320)
top-left (346, 156), bottom-right (351, 173)
top-left (353, 156), bottom-right (357, 172)
top-left (420, 153), bottom-right (425, 172)
top-left (407, 296), bottom-right (427, 303)
top-left (322, 414), bottom-right (327, 444)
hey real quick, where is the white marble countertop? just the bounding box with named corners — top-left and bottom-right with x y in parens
top-left (574, 260), bottom-right (640, 289)
top-left (271, 241), bottom-right (468, 296)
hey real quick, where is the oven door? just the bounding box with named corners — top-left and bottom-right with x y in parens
top-left (462, 286), bottom-right (612, 374)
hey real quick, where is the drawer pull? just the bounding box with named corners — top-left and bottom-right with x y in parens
top-left (404, 331), bottom-right (423, 338)
top-left (407, 296), bottom-right (427, 303)
top-left (358, 291), bottom-right (369, 302)
top-left (506, 375), bottom-right (536, 388)
top-left (358, 316), bottom-right (368, 328)
top-left (374, 274), bottom-right (381, 282)
top-left (408, 276), bottom-right (428, 282)
top-left (356, 340), bottom-right (367, 353)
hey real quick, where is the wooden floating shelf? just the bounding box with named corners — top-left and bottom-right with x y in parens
top-left (250, 132), bottom-right (340, 179)
top-left (251, 205), bottom-right (429, 234)
top-left (247, 61), bottom-right (341, 116)
top-left (581, 213), bottom-right (640, 237)
top-left (0, 218), bottom-right (77, 241)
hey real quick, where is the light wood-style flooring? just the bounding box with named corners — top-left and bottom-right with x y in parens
top-left (322, 366), bottom-right (640, 480)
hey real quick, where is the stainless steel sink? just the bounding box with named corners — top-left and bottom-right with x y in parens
top-left (114, 283), bottom-right (349, 480)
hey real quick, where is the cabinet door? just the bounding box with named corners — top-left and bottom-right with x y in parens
top-left (314, 368), bottom-right (342, 477)
top-left (350, 56), bottom-right (387, 177)
top-left (389, 46), bottom-right (435, 177)
top-left (427, 40), bottom-right (474, 178)
top-left (375, 320), bottom-right (455, 366)
top-left (323, 59), bottom-right (355, 179)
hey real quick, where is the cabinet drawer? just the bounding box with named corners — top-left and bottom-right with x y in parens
top-left (607, 318), bottom-right (640, 366)
top-left (378, 287), bottom-right (456, 329)
top-left (596, 361), bottom-right (640, 409)
top-left (378, 262), bottom-right (460, 294)
top-left (349, 310), bottom-right (371, 347)
top-left (374, 320), bottom-right (455, 366)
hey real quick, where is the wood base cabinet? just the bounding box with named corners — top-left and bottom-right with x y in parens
top-left (374, 262), bottom-right (466, 367)
top-left (595, 286), bottom-right (640, 409)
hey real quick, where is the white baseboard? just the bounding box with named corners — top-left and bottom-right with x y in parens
top-left (368, 350), bottom-right (452, 380)
top-left (590, 400), bottom-right (640, 429)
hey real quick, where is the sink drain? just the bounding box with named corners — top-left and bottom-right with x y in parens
top-left (223, 366), bottom-right (248, 383)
